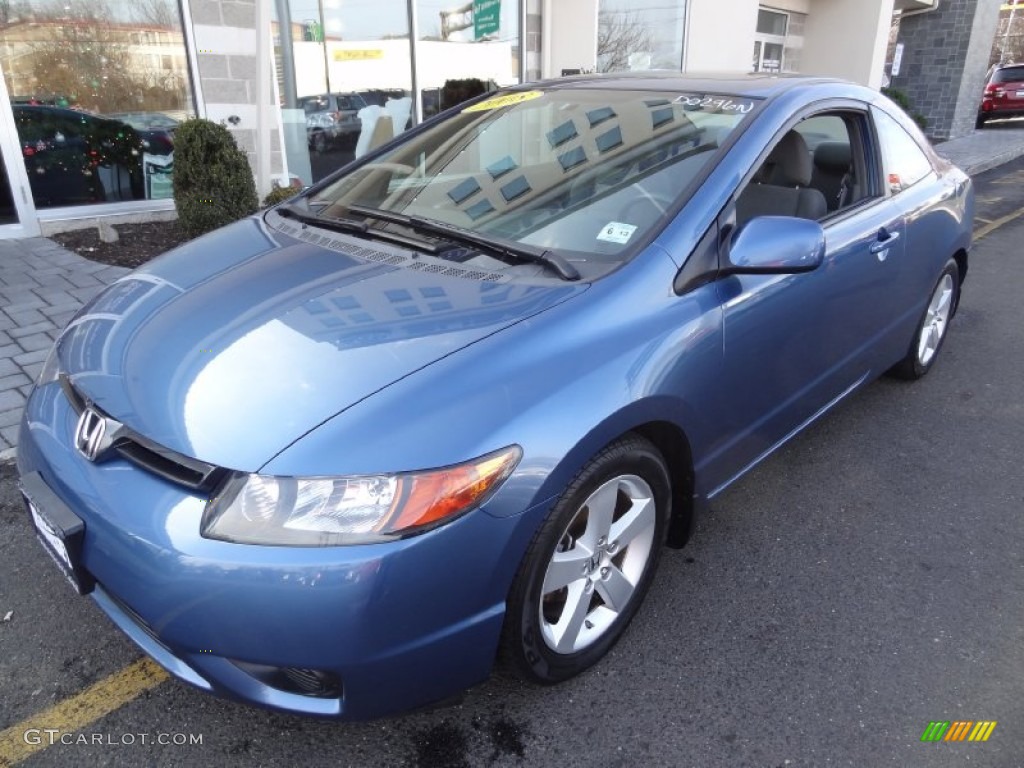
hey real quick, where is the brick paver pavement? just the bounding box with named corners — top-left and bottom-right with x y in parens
top-left (0, 238), bottom-right (128, 458)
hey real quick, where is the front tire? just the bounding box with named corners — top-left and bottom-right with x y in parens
top-left (501, 434), bottom-right (671, 684)
top-left (890, 258), bottom-right (960, 380)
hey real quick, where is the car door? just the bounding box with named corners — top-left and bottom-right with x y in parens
top-left (706, 106), bottom-right (908, 493)
top-left (870, 105), bottom-right (955, 356)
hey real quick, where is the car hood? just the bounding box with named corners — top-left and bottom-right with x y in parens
top-left (57, 217), bottom-right (585, 471)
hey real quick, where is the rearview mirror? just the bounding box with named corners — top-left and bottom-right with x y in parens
top-left (726, 216), bottom-right (825, 275)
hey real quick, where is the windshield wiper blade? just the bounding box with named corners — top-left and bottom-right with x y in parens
top-left (347, 204), bottom-right (581, 281)
top-left (278, 203), bottom-right (367, 234)
top-left (277, 203), bottom-right (440, 254)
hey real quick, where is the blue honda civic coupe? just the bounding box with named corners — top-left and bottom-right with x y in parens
top-left (17, 74), bottom-right (972, 719)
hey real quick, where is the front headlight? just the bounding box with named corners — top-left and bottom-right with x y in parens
top-left (200, 445), bottom-right (522, 546)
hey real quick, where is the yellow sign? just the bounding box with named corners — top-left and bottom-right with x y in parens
top-left (333, 49), bottom-right (384, 61)
top-left (463, 90), bottom-right (544, 112)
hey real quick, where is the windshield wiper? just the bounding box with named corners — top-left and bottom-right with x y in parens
top-left (347, 204), bottom-right (581, 281)
top-left (277, 203), bottom-right (441, 254)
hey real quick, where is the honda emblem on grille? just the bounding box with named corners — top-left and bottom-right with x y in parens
top-left (74, 407), bottom-right (106, 461)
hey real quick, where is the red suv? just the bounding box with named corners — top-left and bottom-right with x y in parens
top-left (977, 64), bottom-right (1024, 128)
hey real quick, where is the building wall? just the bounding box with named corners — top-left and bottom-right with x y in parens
top-left (542, 0), bottom-right (598, 76)
top-left (187, 0), bottom-right (283, 193)
top-left (801, 0), bottom-right (895, 88)
top-left (889, 0), bottom-right (1002, 139)
top-left (684, 0), bottom-right (759, 72)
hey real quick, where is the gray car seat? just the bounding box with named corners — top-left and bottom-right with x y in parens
top-left (811, 141), bottom-right (854, 212)
top-left (736, 131), bottom-right (828, 225)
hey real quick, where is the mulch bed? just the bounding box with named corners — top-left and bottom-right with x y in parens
top-left (51, 221), bottom-right (191, 270)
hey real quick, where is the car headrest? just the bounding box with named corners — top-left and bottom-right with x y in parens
top-left (763, 131), bottom-right (814, 187)
top-left (814, 141), bottom-right (852, 175)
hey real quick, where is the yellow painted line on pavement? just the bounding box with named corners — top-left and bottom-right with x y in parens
top-left (0, 658), bottom-right (167, 767)
top-left (974, 205), bottom-right (1024, 241)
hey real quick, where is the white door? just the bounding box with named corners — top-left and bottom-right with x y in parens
top-left (0, 64), bottom-right (40, 239)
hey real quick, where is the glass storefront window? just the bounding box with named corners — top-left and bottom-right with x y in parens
top-left (274, 0), bottom-right (414, 186)
top-left (416, 0), bottom-right (519, 120)
top-left (597, 1), bottom-right (685, 73)
top-left (0, 0), bottom-right (195, 209)
top-left (274, 1), bottom-right (520, 187)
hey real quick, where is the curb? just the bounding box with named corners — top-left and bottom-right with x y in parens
top-left (960, 147), bottom-right (1024, 176)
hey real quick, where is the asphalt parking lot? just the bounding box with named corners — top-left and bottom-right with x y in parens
top-left (2, 157), bottom-right (1024, 767)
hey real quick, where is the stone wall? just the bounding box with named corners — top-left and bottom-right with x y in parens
top-left (889, 0), bottom-right (1002, 140)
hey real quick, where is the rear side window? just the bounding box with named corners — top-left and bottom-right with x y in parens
top-left (872, 108), bottom-right (933, 193)
top-left (992, 66), bottom-right (1024, 84)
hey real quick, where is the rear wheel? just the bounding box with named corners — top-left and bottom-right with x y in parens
top-left (975, 111), bottom-right (988, 129)
top-left (501, 435), bottom-right (671, 684)
top-left (890, 258), bottom-right (960, 380)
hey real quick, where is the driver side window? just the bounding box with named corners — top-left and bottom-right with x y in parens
top-left (735, 111), bottom-right (872, 227)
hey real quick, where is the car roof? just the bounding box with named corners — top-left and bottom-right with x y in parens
top-left (530, 72), bottom-right (849, 100)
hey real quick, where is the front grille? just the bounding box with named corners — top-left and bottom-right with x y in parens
top-left (61, 375), bottom-right (225, 492)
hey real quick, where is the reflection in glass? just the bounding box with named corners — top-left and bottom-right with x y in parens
top-left (309, 88), bottom-right (754, 267)
top-left (415, 0), bottom-right (519, 120)
top-left (0, 0), bottom-right (195, 208)
top-left (597, 1), bottom-right (685, 73)
top-left (273, 0), bottom-right (413, 186)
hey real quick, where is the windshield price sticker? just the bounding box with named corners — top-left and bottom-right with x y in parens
top-left (463, 91), bottom-right (544, 112)
top-left (597, 222), bottom-right (638, 245)
top-left (674, 94), bottom-right (756, 114)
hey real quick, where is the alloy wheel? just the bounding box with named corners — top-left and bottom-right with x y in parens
top-left (917, 273), bottom-right (954, 367)
top-left (539, 474), bottom-right (657, 654)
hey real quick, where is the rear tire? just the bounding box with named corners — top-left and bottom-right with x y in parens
top-left (975, 113), bottom-right (987, 129)
top-left (501, 435), bottom-right (671, 684)
top-left (890, 258), bottom-right (960, 380)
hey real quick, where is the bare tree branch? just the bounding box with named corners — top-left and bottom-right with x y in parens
top-left (597, 11), bottom-right (653, 73)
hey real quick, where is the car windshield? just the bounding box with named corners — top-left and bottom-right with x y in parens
top-left (307, 88), bottom-right (758, 269)
top-left (992, 66), bottom-right (1024, 83)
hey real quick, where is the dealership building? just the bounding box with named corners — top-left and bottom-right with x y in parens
top-left (0, 0), bottom-right (1002, 239)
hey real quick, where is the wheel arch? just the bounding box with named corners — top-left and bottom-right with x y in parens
top-left (630, 421), bottom-right (697, 549)
top-left (533, 401), bottom-right (701, 552)
top-left (952, 247), bottom-right (968, 312)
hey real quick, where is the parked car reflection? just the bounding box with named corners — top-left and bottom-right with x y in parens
top-left (299, 93), bottom-right (367, 153)
top-left (13, 105), bottom-right (144, 207)
top-left (107, 112), bottom-right (179, 155)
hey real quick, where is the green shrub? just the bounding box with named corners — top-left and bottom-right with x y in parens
top-left (441, 78), bottom-right (489, 110)
top-left (262, 185), bottom-right (296, 209)
top-left (173, 119), bottom-right (258, 239)
top-left (881, 87), bottom-right (929, 131)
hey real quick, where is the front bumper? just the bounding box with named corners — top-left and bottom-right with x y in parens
top-left (16, 383), bottom-right (547, 719)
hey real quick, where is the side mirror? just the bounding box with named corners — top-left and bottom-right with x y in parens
top-left (725, 216), bottom-right (825, 275)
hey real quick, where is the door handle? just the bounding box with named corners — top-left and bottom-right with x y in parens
top-left (869, 230), bottom-right (900, 253)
